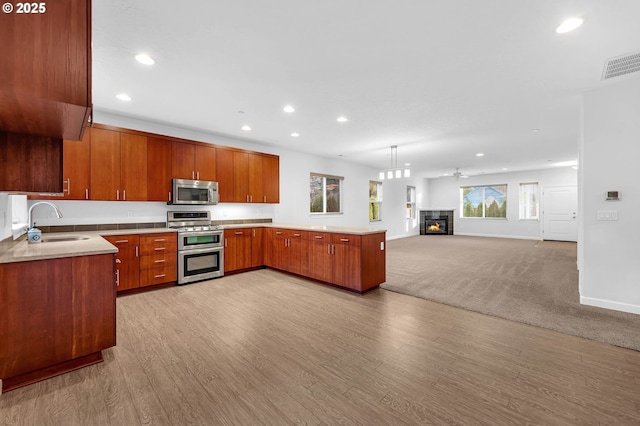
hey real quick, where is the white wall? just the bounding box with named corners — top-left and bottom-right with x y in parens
top-left (29, 111), bottom-right (420, 239)
top-left (579, 76), bottom-right (640, 315)
top-left (0, 193), bottom-right (9, 240)
top-left (426, 167), bottom-right (577, 239)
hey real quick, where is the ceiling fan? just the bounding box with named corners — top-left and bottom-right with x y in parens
top-left (441, 168), bottom-right (469, 180)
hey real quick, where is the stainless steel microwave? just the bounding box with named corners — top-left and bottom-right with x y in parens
top-left (171, 179), bottom-right (219, 205)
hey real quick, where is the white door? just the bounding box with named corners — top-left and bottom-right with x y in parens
top-left (542, 186), bottom-right (578, 242)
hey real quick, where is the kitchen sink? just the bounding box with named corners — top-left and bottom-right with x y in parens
top-left (41, 235), bottom-right (90, 243)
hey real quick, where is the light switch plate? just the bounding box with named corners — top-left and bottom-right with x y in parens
top-left (597, 210), bottom-right (618, 221)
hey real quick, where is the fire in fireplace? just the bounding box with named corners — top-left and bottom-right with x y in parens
top-left (425, 219), bottom-right (448, 234)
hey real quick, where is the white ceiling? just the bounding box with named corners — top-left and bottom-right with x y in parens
top-left (92, 1), bottom-right (640, 178)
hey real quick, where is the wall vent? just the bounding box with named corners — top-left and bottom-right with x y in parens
top-left (602, 51), bottom-right (640, 80)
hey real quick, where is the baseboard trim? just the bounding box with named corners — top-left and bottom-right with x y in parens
top-left (454, 232), bottom-right (541, 241)
top-left (580, 296), bottom-right (640, 315)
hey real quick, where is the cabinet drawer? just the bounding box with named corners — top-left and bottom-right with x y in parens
top-left (140, 233), bottom-right (177, 245)
top-left (103, 235), bottom-right (140, 247)
top-left (332, 234), bottom-right (361, 246)
top-left (309, 232), bottom-right (329, 241)
top-left (140, 266), bottom-right (177, 287)
top-left (140, 253), bottom-right (177, 269)
top-left (225, 228), bottom-right (251, 237)
top-left (140, 241), bottom-right (177, 255)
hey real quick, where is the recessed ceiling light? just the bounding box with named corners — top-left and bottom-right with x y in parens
top-left (291, 132), bottom-right (299, 137)
top-left (556, 17), bottom-right (583, 34)
top-left (476, 153), bottom-right (484, 157)
top-left (502, 168), bottom-right (508, 171)
top-left (241, 125), bottom-right (251, 131)
top-left (404, 163), bottom-right (410, 166)
top-left (337, 116), bottom-right (348, 122)
top-left (135, 53), bottom-right (155, 65)
top-left (116, 93), bottom-right (131, 101)
top-left (283, 105), bottom-right (295, 113)
top-left (532, 128), bottom-right (540, 132)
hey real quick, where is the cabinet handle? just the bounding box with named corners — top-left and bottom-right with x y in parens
top-left (252, 229), bottom-right (255, 237)
top-left (85, 188), bottom-right (89, 200)
top-left (115, 269), bottom-right (120, 286)
top-left (235, 231), bottom-right (243, 235)
top-left (192, 171), bottom-right (195, 180)
top-left (123, 190), bottom-right (126, 201)
top-left (276, 231), bottom-right (283, 235)
top-left (63, 178), bottom-right (70, 194)
top-left (264, 195), bottom-right (266, 203)
top-left (115, 239), bottom-right (128, 243)
top-left (115, 258), bottom-right (122, 264)
top-left (154, 247), bottom-right (166, 251)
top-left (315, 236), bottom-right (323, 239)
top-left (225, 239), bottom-right (228, 247)
top-left (168, 191), bottom-right (171, 202)
top-left (340, 238), bottom-right (349, 242)
top-left (154, 259), bottom-right (166, 263)
top-left (197, 171), bottom-right (200, 180)
top-left (154, 239), bottom-right (166, 242)
top-left (135, 246), bottom-right (139, 257)
top-left (294, 233), bottom-right (301, 237)
top-left (154, 274), bottom-right (166, 279)
top-left (250, 195), bottom-right (253, 202)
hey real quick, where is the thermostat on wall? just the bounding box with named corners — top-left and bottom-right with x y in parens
top-left (606, 191), bottom-right (620, 201)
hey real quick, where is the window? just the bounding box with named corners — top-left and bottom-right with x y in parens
top-left (369, 181), bottom-right (382, 221)
top-left (519, 183), bottom-right (539, 220)
top-left (310, 173), bottom-right (343, 214)
top-left (461, 184), bottom-right (507, 218)
top-left (406, 186), bottom-right (416, 219)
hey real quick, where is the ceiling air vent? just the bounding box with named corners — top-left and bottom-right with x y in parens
top-left (602, 51), bottom-right (640, 80)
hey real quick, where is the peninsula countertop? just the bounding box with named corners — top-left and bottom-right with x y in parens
top-left (219, 223), bottom-right (386, 235)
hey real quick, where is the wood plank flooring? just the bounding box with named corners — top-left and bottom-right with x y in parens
top-left (2, 268), bottom-right (640, 425)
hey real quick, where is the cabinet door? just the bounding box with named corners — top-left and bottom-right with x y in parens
top-left (171, 142), bottom-right (196, 180)
top-left (233, 152), bottom-right (250, 202)
top-left (250, 228), bottom-right (264, 267)
top-left (308, 237), bottom-right (332, 283)
top-left (216, 148), bottom-right (234, 202)
top-left (120, 133), bottom-right (147, 201)
top-left (115, 246), bottom-right (141, 291)
top-left (90, 128), bottom-right (121, 200)
top-left (224, 231), bottom-right (252, 272)
top-left (62, 129), bottom-right (90, 199)
top-left (248, 153), bottom-right (263, 203)
top-left (147, 137), bottom-right (173, 202)
top-left (195, 145), bottom-right (216, 181)
top-left (332, 244), bottom-right (361, 290)
top-left (262, 155), bottom-right (279, 203)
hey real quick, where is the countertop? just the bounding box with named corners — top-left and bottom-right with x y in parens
top-left (0, 228), bottom-right (176, 264)
top-left (220, 223), bottom-right (386, 235)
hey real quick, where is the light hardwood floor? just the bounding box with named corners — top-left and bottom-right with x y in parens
top-left (1, 268), bottom-right (640, 425)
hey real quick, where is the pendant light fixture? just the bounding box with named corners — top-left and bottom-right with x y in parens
top-left (379, 145), bottom-right (410, 180)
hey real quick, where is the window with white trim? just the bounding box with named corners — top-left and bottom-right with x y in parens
top-left (310, 173), bottom-right (343, 214)
top-left (460, 184), bottom-right (507, 218)
top-left (369, 181), bottom-right (382, 221)
top-left (406, 186), bottom-right (416, 220)
top-left (519, 182), bottom-right (539, 220)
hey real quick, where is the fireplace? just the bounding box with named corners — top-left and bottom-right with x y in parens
top-left (425, 219), bottom-right (447, 234)
top-left (419, 210), bottom-right (454, 235)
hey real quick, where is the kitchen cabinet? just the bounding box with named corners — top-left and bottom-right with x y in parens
top-left (233, 152), bottom-right (279, 203)
top-left (224, 228), bottom-right (252, 272)
top-left (147, 137), bottom-right (173, 202)
top-left (139, 233), bottom-right (177, 287)
top-left (0, 253), bottom-right (115, 392)
top-left (0, 132), bottom-right (63, 193)
top-left (308, 232), bottom-right (334, 283)
top-left (62, 129), bottom-right (91, 199)
top-left (0, 0), bottom-right (92, 141)
top-left (250, 227), bottom-right (264, 267)
top-left (216, 148), bottom-right (235, 202)
top-left (90, 128), bottom-right (147, 201)
top-left (172, 142), bottom-right (216, 181)
top-left (103, 235), bottom-right (140, 292)
top-left (270, 228), bottom-right (309, 276)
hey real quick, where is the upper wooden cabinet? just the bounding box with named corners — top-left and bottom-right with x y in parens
top-left (147, 138), bottom-right (173, 202)
top-left (0, 0), bottom-right (92, 140)
top-left (90, 128), bottom-right (147, 201)
top-left (172, 142), bottom-right (216, 181)
top-left (62, 129), bottom-right (91, 199)
top-left (216, 148), bottom-right (235, 202)
top-left (232, 151), bottom-right (280, 203)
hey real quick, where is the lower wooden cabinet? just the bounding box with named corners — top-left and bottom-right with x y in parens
top-left (224, 228), bottom-right (252, 272)
top-left (103, 232), bottom-right (177, 292)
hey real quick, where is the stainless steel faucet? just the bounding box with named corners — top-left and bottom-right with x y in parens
top-left (27, 201), bottom-right (63, 230)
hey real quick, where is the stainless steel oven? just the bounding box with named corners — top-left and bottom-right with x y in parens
top-left (168, 211), bottom-right (224, 285)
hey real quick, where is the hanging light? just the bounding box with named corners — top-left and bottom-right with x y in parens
top-left (379, 145), bottom-right (411, 180)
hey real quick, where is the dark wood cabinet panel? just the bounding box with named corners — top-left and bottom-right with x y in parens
top-left (250, 227), bottom-right (264, 267)
top-left (332, 243), bottom-right (361, 290)
top-left (233, 152), bottom-right (250, 202)
top-left (171, 142), bottom-right (196, 180)
top-left (308, 239), bottom-right (333, 283)
top-left (120, 133), bottom-right (147, 201)
top-left (103, 235), bottom-right (140, 291)
top-left (90, 128), bottom-right (121, 200)
top-left (62, 129), bottom-right (91, 199)
top-left (216, 148), bottom-right (235, 202)
top-left (195, 145), bottom-right (216, 181)
top-left (139, 233), bottom-right (177, 287)
top-left (248, 153), bottom-right (263, 202)
top-left (0, 0), bottom-right (92, 140)
top-left (262, 155), bottom-right (280, 203)
top-left (0, 132), bottom-right (63, 193)
top-left (147, 137), bottom-right (173, 202)
top-left (224, 228), bottom-right (252, 272)
top-left (0, 253), bottom-right (115, 390)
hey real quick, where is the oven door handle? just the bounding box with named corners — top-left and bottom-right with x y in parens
top-left (179, 246), bottom-right (223, 255)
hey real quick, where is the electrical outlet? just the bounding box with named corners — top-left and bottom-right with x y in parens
top-left (596, 210), bottom-right (618, 221)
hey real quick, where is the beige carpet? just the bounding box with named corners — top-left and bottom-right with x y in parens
top-left (382, 235), bottom-right (640, 351)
